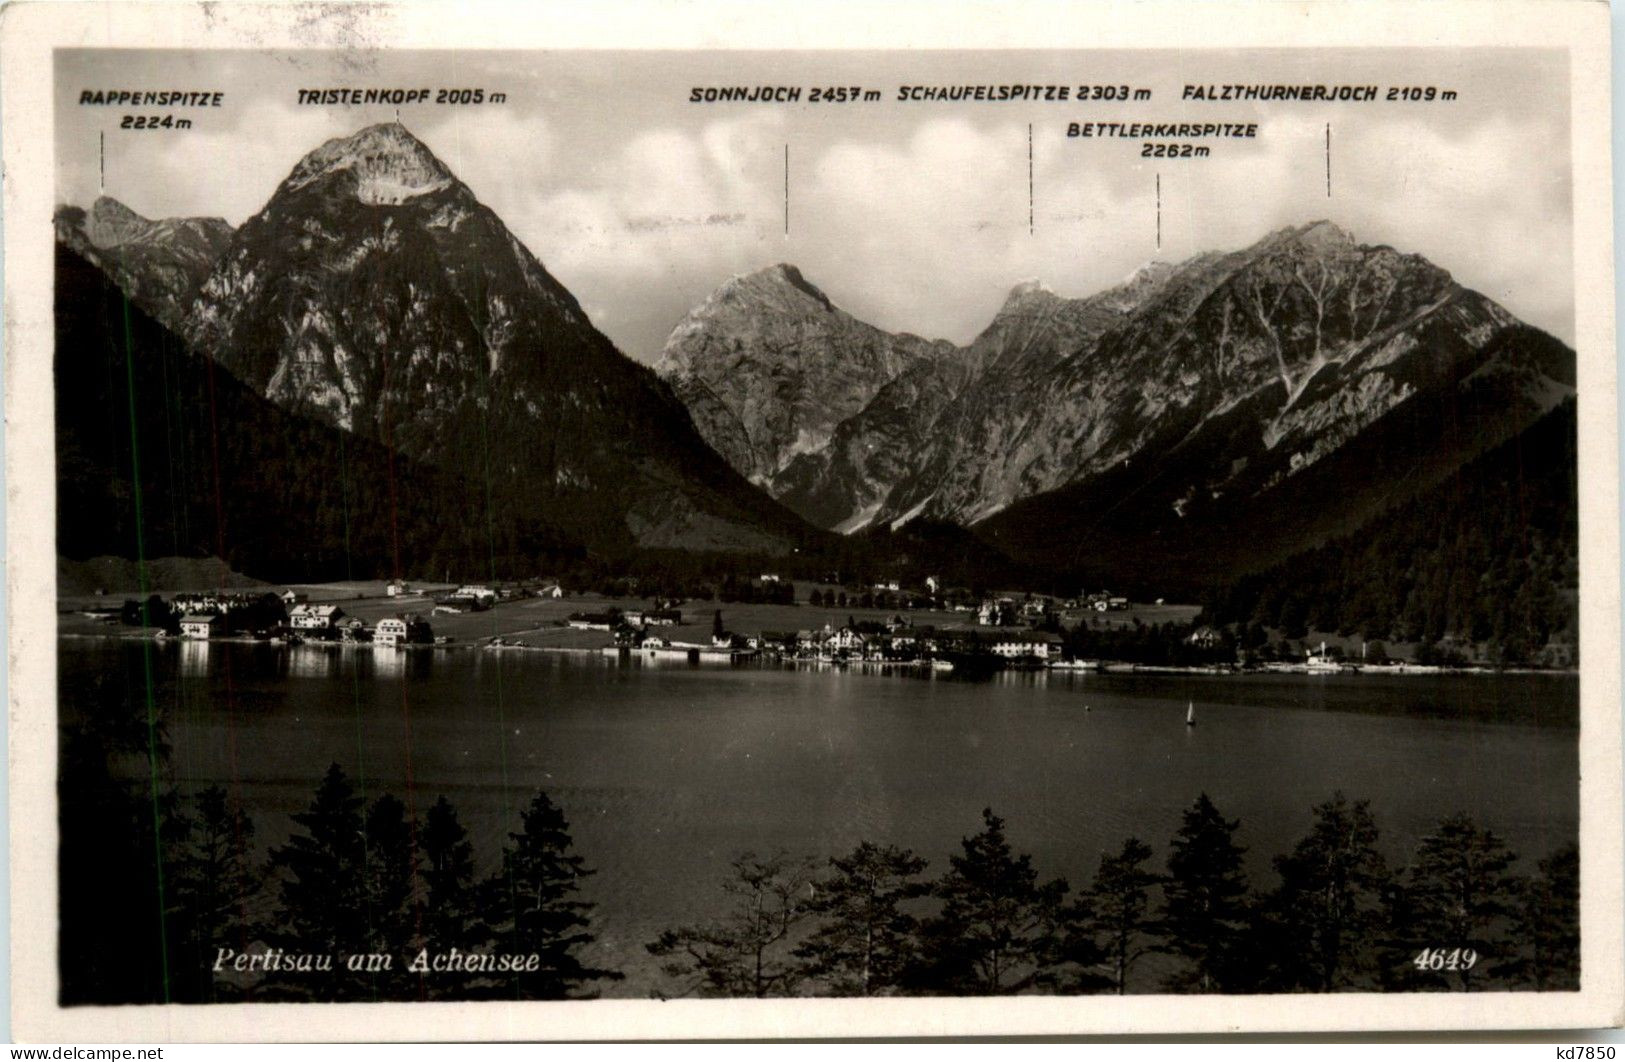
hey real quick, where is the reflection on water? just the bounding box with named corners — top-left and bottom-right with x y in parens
top-left (369, 646), bottom-right (406, 680)
top-left (287, 644), bottom-right (343, 680)
top-left (60, 639), bottom-right (1579, 997)
top-left (178, 638), bottom-right (210, 677)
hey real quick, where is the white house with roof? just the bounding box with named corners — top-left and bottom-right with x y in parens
top-left (827, 626), bottom-right (867, 653)
top-left (179, 613), bottom-right (222, 640)
top-left (289, 603), bottom-right (345, 630)
top-left (990, 632), bottom-right (1063, 660)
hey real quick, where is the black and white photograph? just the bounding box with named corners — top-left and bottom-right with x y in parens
top-left (4, 0), bottom-right (1621, 1041)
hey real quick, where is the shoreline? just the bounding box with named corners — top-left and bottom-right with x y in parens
top-left (56, 631), bottom-right (1580, 677)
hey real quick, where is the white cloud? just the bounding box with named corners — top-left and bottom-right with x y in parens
top-left (505, 112), bottom-right (787, 356)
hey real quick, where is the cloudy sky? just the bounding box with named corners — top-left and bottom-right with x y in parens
top-left (57, 48), bottom-right (1573, 357)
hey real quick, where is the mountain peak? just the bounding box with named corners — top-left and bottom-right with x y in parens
top-left (714, 262), bottom-right (836, 312)
top-left (1287, 218), bottom-right (1357, 251)
top-left (284, 122), bottom-right (456, 205)
top-left (999, 278), bottom-right (1056, 311)
top-left (87, 196), bottom-right (152, 246)
top-left (1122, 260), bottom-right (1174, 287)
top-left (761, 261), bottom-right (806, 283)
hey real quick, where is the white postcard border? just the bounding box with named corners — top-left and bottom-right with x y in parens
top-left (2, 0), bottom-right (1619, 1041)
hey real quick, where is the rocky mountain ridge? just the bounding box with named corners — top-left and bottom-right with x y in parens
top-left (55, 126), bottom-right (1574, 588)
top-left (660, 221), bottom-right (1575, 588)
top-left (655, 263), bottom-right (964, 485)
top-left (53, 196), bottom-right (234, 332)
top-left (164, 121), bottom-right (813, 556)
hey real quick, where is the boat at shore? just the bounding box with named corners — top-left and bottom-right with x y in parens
top-left (1048, 658), bottom-right (1103, 672)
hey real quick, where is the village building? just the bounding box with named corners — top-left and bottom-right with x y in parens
top-left (385, 581), bottom-right (409, 597)
top-left (171, 593), bottom-right (220, 615)
top-left (885, 631), bottom-right (920, 657)
top-left (289, 603), bottom-right (345, 630)
top-left (623, 608), bottom-right (681, 627)
top-left (566, 612), bottom-right (619, 631)
top-left (1186, 625), bottom-right (1223, 648)
top-left (536, 583), bottom-right (565, 599)
top-left (174, 591), bottom-right (269, 615)
top-left (281, 590), bottom-right (308, 607)
top-left (751, 631), bottom-right (797, 654)
top-left (1020, 596), bottom-right (1054, 619)
top-left (178, 613), bottom-right (222, 640)
top-left (977, 598), bottom-right (1016, 626)
top-left (990, 632), bottom-right (1064, 660)
top-left (827, 626), bottom-right (867, 653)
top-left (434, 587), bottom-right (492, 612)
top-left (375, 614), bottom-right (433, 648)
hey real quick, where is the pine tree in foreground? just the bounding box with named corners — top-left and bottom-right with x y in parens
top-left (418, 795), bottom-right (493, 999)
top-left (58, 678), bottom-right (177, 1005)
top-left (487, 790), bottom-right (622, 999)
top-left (647, 852), bottom-right (816, 998)
top-left (421, 796), bottom-right (481, 944)
top-left (1087, 837), bottom-right (1163, 994)
top-left (1160, 794), bottom-right (1249, 993)
top-left (1395, 813), bottom-right (1520, 991)
top-left (359, 793), bottom-right (423, 998)
top-left (168, 785), bottom-right (261, 1002)
top-left (794, 842), bottom-right (929, 996)
top-left (1501, 842), bottom-right (1579, 990)
top-left (264, 763), bottom-right (373, 1000)
top-left (910, 808), bottom-right (1072, 995)
top-left (1259, 792), bottom-right (1389, 991)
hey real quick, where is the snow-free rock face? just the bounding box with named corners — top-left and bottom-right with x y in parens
top-left (54, 196), bottom-right (234, 332)
top-left (966, 223), bottom-right (1574, 586)
top-left (282, 122), bottom-right (457, 205)
top-left (661, 222), bottom-right (1574, 586)
top-left (655, 264), bottom-right (961, 485)
top-left (179, 122), bottom-right (810, 554)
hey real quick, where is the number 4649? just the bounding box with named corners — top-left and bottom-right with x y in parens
top-left (1412, 947), bottom-right (1478, 971)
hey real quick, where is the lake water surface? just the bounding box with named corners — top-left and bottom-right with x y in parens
top-left (60, 640), bottom-right (1580, 996)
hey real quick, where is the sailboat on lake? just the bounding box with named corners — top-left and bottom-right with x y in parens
top-left (1186, 701), bottom-right (1196, 727)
